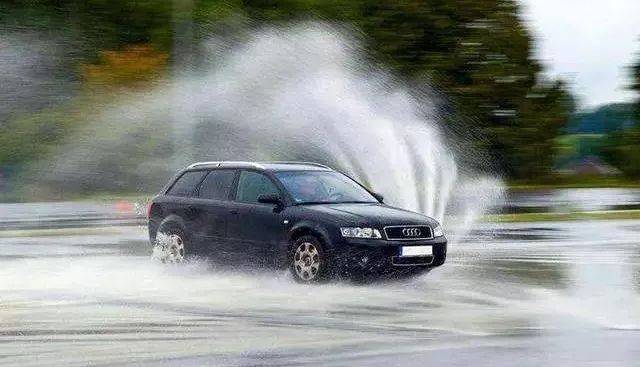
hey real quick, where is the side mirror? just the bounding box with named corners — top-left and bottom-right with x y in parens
top-left (372, 192), bottom-right (384, 203)
top-left (257, 193), bottom-right (283, 206)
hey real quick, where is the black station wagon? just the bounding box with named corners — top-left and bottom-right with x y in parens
top-left (148, 161), bottom-right (447, 282)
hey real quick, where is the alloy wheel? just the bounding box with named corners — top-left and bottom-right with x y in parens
top-left (294, 242), bottom-right (321, 281)
top-left (165, 233), bottom-right (185, 263)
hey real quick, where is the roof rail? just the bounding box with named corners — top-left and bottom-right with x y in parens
top-left (258, 161), bottom-right (331, 169)
top-left (187, 161), bottom-right (221, 168)
top-left (187, 161), bottom-right (264, 169)
top-left (187, 161), bottom-right (331, 170)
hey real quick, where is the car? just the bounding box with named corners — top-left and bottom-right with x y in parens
top-left (147, 161), bottom-right (447, 282)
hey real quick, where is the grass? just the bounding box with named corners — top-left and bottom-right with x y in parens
top-left (484, 209), bottom-right (640, 223)
top-left (508, 176), bottom-right (640, 190)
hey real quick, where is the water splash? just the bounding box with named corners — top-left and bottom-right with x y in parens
top-left (29, 23), bottom-right (503, 234)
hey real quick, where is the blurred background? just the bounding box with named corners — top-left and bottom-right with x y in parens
top-left (0, 0), bottom-right (638, 202)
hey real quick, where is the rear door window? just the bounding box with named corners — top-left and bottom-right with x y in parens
top-left (235, 171), bottom-right (279, 203)
top-left (198, 170), bottom-right (236, 200)
top-left (167, 171), bottom-right (207, 197)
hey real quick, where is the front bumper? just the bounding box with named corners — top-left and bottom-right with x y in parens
top-left (333, 236), bottom-right (447, 271)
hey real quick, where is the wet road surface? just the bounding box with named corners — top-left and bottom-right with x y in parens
top-left (1, 219), bottom-right (639, 366)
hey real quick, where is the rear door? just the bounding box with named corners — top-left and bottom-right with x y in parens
top-left (193, 169), bottom-right (237, 257)
top-left (226, 170), bottom-right (286, 265)
top-left (162, 170), bottom-right (208, 252)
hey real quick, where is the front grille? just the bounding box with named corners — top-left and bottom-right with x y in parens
top-left (384, 225), bottom-right (432, 240)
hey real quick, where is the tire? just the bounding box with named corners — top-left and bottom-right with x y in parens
top-left (154, 219), bottom-right (189, 263)
top-left (431, 252), bottom-right (446, 267)
top-left (290, 235), bottom-right (329, 283)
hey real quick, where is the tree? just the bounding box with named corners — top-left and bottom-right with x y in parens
top-left (237, 0), bottom-right (573, 178)
top-left (600, 51), bottom-right (640, 179)
top-left (604, 50), bottom-right (640, 179)
top-left (358, 0), bottom-right (575, 178)
top-left (0, 1), bottom-right (173, 172)
top-left (634, 54), bottom-right (640, 121)
top-left (1, 0), bottom-right (574, 182)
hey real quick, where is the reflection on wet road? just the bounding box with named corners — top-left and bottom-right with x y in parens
top-left (1, 220), bottom-right (639, 366)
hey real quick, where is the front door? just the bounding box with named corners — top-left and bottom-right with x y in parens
top-left (227, 170), bottom-right (286, 266)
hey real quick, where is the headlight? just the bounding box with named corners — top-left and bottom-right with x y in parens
top-left (340, 227), bottom-right (382, 239)
top-left (433, 225), bottom-right (444, 237)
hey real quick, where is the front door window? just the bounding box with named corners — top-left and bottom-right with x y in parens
top-left (235, 171), bottom-right (279, 203)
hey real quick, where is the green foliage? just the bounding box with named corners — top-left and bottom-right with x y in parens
top-left (238, 0), bottom-right (573, 178)
top-left (1, 0), bottom-right (574, 183)
top-left (555, 134), bottom-right (606, 164)
top-left (503, 81), bottom-right (573, 178)
top-left (633, 55), bottom-right (640, 121)
top-left (0, 2), bottom-right (173, 179)
top-left (599, 48), bottom-right (640, 179)
top-left (566, 103), bottom-right (636, 134)
top-left (602, 126), bottom-right (640, 178)
top-left (0, 104), bottom-right (78, 168)
top-left (1, 0), bottom-right (174, 56)
top-left (554, 134), bottom-right (613, 178)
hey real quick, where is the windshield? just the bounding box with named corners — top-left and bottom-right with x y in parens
top-left (275, 171), bottom-right (378, 204)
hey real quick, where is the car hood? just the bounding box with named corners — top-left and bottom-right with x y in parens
top-left (300, 203), bottom-right (438, 227)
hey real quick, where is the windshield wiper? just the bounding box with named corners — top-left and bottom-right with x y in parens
top-left (294, 200), bottom-right (376, 205)
top-left (293, 201), bottom-right (334, 205)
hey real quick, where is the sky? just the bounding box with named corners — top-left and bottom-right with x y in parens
top-left (519, 0), bottom-right (640, 110)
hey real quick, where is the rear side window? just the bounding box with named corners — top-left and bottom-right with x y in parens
top-left (235, 171), bottom-right (279, 203)
top-left (167, 171), bottom-right (207, 197)
top-left (198, 170), bottom-right (236, 200)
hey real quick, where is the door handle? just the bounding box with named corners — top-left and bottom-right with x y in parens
top-left (229, 210), bottom-right (239, 215)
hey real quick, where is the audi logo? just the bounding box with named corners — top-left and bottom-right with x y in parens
top-left (402, 228), bottom-right (421, 237)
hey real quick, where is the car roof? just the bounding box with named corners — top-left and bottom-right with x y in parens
top-left (185, 161), bottom-right (333, 172)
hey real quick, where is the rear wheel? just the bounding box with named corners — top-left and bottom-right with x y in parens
top-left (154, 220), bottom-right (189, 263)
top-left (290, 235), bottom-right (328, 283)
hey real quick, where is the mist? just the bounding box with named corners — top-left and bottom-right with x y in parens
top-left (24, 23), bottom-right (503, 231)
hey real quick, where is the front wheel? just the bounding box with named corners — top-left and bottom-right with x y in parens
top-left (290, 235), bottom-right (329, 283)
